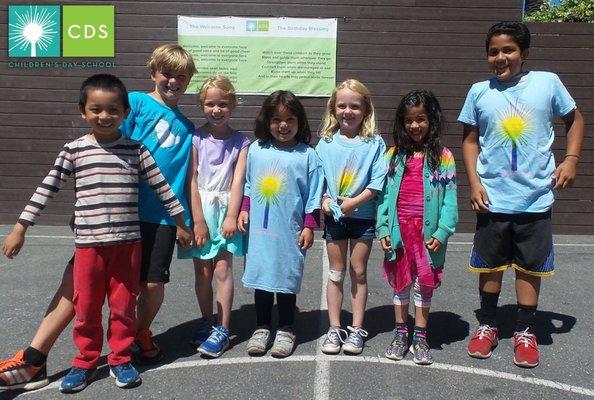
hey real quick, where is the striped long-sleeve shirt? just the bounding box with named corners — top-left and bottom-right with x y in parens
top-left (19, 135), bottom-right (185, 247)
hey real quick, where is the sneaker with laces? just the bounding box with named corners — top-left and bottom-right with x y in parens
top-left (342, 326), bottom-right (368, 355)
top-left (246, 328), bottom-right (271, 356)
top-left (271, 330), bottom-right (296, 358)
top-left (59, 367), bottom-right (97, 393)
top-left (467, 324), bottom-right (499, 359)
top-left (191, 317), bottom-right (215, 345)
top-left (109, 362), bottom-right (142, 388)
top-left (197, 325), bottom-right (230, 358)
top-left (132, 329), bottom-right (162, 364)
top-left (320, 327), bottom-right (347, 355)
top-left (385, 330), bottom-right (408, 361)
top-left (513, 328), bottom-right (539, 368)
top-left (0, 349), bottom-right (49, 391)
top-left (410, 338), bottom-right (433, 365)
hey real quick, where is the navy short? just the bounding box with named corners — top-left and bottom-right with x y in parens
top-left (140, 221), bottom-right (177, 283)
top-left (469, 210), bottom-right (554, 277)
top-left (323, 216), bottom-right (375, 241)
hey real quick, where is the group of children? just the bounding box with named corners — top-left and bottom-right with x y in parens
top-left (0, 21), bottom-right (585, 393)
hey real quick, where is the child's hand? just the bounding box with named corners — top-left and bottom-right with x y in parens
top-left (379, 236), bottom-right (392, 253)
top-left (2, 223), bottom-right (27, 259)
top-left (221, 216), bottom-right (238, 238)
top-left (299, 227), bottom-right (314, 250)
top-left (193, 220), bottom-right (209, 247)
top-left (426, 237), bottom-right (442, 253)
top-left (553, 158), bottom-right (578, 190)
top-left (322, 197), bottom-right (333, 216)
top-left (337, 196), bottom-right (357, 216)
top-left (237, 211), bottom-right (249, 234)
top-left (176, 226), bottom-right (193, 248)
top-left (469, 182), bottom-right (489, 212)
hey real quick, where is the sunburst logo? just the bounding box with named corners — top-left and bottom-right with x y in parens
top-left (255, 163), bottom-right (287, 229)
top-left (337, 155), bottom-right (358, 196)
top-left (496, 101), bottom-right (533, 171)
top-left (8, 5), bottom-right (60, 57)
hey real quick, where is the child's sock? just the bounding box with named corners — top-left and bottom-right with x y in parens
top-left (478, 289), bottom-right (500, 327)
top-left (24, 346), bottom-right (47, 367)
top-left (412, 326), bottom-right (427, 345)
top-left (395, 322), bottom-right (408, 335)
top-left (515, 304), bottom-right (537, 334)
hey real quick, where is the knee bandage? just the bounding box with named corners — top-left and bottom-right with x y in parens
top-left (328, 269), bottom-right (345, 282)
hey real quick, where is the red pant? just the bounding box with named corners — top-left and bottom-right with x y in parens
top-left (72, 241), bottom-right (141, 368)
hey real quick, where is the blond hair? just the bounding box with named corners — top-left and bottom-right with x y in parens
top-left (147, 44), bottom-right (197, 77)
top-left (198, 75), bottom-right (237, 108)
top-left (319, 79), bottom-right (377, 140)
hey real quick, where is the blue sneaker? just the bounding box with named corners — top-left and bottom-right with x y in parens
top-left (59, 367), bottom-right (97, 393)
top-left (197, 326), bottom-right (230, 358)
top-left (191, 317), bottom-right (215, 345)
top-left (109, 363), bottom-right (142, 388)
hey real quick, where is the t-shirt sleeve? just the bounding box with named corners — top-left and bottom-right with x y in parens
top-left (243, 144), bottom-right (253, 198)
top-left (304, 151), bottom-right (324, 214)
top-left (550, 73), bottom-right (576, 117)
top-left (366, 137), bottom-right (388, 192)
top-left (458, 85), bottom-right (478, 126)
top-left (119, 93), bottom-right (139, 139)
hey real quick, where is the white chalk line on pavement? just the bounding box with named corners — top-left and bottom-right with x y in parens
top-left (313, 241), bottom-right (330, 400)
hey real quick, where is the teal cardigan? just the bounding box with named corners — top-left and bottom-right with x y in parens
top-left (376, 146), bottom-right (458, 268)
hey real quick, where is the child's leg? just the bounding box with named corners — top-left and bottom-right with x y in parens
top-left (478, 271), bottom-right (504, 326)
top-left (276, 293), bottom-right (297, 330)
top-left (105, 242), bottom-right (141, 366)
top-left (254, 289), bottom-right (274, 329)
top-left (348, 239), bottom-right (372, 328)
top-left (194, 258), bottom-right (215, 320)
top-left (409, 280), bottom-right (434, 365)
top-left (515, 270), bottom-right (540, 332)
top-left (326, 240), bottom-right (348, 327)
top-left (213, 251), bottom-right (234, 329)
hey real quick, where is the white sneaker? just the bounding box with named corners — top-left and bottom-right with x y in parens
top-left (246, 329), bottom-right (271, 356)
top-left (320, 326), bottom-right (347, 354)
top-left (270, 330), bottom-right (296, 358)
top-left (342, 326), bottom-right (368, 355)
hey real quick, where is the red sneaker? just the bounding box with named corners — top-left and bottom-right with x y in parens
top-left (467, 325), bottom-right (498, 359)
top-left (513, 329), bottom-right (539, 368)
top-left (132, 329), bottom-right (162, 364)
top-left (0, 349), bottom-right (49, 390)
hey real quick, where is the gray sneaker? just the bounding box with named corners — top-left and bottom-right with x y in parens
top-left (247, 329), bottom-right (271, 356)
top-left (342, 326), bottom-right (368, 355)
top-left (410, 338), bottom-right (433, 365)
top-left (385, 330), bottom-right (408, 361)
top-left (270, 330), bottom-right (296, 358)
top-left (321, 326), bottom-right (347, 354)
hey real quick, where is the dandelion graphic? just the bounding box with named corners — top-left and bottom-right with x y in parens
top-left (256, 163), bottom-right (287, 229)
top-left (496, 101), bottom-right (533, 171)
top-left (337, 155), bottom-right (358, 196)
top-left (9, 6), bottom-right (59, 57)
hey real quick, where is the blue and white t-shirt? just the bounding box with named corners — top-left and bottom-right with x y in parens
top-left (458, 71), bottom-right (576, 213)
top-left (120, 92), bottom-right (194, 225)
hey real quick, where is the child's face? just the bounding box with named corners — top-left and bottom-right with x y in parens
top-left (151, 70), bottom-right (190, 107)
top-left (487, 34), bottom-right (528, 82)
top-left (202, 88), bottom-right (234, 130)
top-left (81, 89), bottom-right (128, 142)
top-left (335, 88), bottom-right (366, 136)
top-left (404, 106), bottom-right (430, 145)
top-left (270, 107), bottom-right (298, 148)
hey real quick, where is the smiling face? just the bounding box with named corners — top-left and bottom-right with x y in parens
top-left (404, 105), bottom-right (430, 146)
top-left (151, 70), bottom-right (190, 107)
top-left (335, 88), bottom-right (366, 137)
top-left (202, 87), bottom-right (234, 134)
top-left (81, 89), bottom-right (128, 143)
top-left (487, 34), bottom-right (528, 82)
top-left (270, 106), bottom-right (298, 147)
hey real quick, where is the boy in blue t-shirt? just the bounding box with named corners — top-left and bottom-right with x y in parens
top-left (459, 22), bottom-right (584, 368)
top-left (0, 45), bottom-right (196, 391)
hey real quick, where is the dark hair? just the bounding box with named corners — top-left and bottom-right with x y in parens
top-left (254, 90), bottom-right (311, 145)
top-left (78, 74), bottom-right (130, 112)
top-left (485, 21), bottom-right (531, 52)
top-left (389, 89), bottom-right (444, 174)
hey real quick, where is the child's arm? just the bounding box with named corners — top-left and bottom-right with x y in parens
top-left (186, 146), bottom-right (209, 246)
top-left (554, 108), bottom-right (585, 190)
top-left (2, 221), bottom-right (29, 259)
top-left (375, 179), bottom-right (393, 253)
top-left (338, 188), bottom-right (378, 216)
top-left (221, 146), bottom-right (248, 238)
top-left (462, 123), bottom-right (489, 212)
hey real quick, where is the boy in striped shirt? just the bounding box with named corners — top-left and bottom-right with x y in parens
top-left (2, 74), bottom-right (192, 393)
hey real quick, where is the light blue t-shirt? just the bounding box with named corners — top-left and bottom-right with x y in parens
top-left (242, 141), bottom-right (324, 294)
top-left (315, 131), bottom-right (387, 221)
top-left (458, 71), bottom-right (576, 213)
top-left (120, 92), bottom-right (194, 225)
